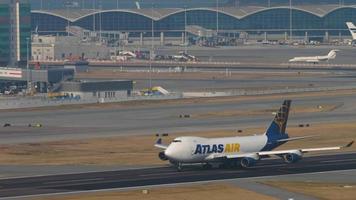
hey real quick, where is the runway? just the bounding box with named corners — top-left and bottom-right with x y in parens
top-left (1, 152), bottom-right (356, 198)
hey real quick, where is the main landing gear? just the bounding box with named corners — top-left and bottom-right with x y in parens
top-left (219, 160), bottom-right (240, 169)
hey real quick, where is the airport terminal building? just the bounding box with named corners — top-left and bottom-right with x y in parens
top-left (30, 3), bottom-right (356, 41)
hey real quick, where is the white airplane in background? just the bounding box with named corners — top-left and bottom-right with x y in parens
top-left (288, 50), bottom-right (339, 63)
top-left (155, 100), bottom-right (354, 171)
top-left (346, 22), bottom-right (356, 42)
top-left (172, 51), bottom-right (197, 62)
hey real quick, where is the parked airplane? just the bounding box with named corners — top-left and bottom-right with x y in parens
top-left (346, 22), bottom-right (356, 42)
top-left (288, 50), bottom-right (339, 63)
top-left (172, 51), bottom-right (197, 62)
top-left (119, 51), bottom-right (137, 58)
top-left (155, 100), bottom-right (353, 171)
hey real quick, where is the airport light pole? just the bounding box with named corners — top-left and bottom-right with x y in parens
top-left (99, 0), bottom-right (102, 43)
top-left (184, 6), bottom-right (187, 54)
top-left (289, 0), bottom-right (292, 44)
top-left (93, 0), bottom-right (96, 33)
top-left (149, 4), bottom-right (154, 89)
top-left (66, 3), bottom-right (69, 37)
top-left (26, 37), bottom-right (30, 94)
top-left (216, 0), bottom-right (219, 36)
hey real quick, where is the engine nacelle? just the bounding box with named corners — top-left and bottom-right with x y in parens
top-left (283, 151), bottom-right (303, 163)
top-left (240, 157), bottom-right (258, 168)
top-left (158, 151), bottom-right (168, 161)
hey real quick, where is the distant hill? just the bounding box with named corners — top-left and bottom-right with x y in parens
top-left (29, 0), bottom-right (356, 10)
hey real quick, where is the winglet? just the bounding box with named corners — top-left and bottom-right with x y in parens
top-left (345, 141), bottom-right (354, 148)
top-left (157, 138), bottom-right (162, 144)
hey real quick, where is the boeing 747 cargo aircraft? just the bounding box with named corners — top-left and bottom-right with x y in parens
top-left (155, 100), bottom-right (353, 171)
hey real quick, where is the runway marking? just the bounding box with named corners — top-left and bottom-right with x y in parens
top-left (253, 164), bottom-right (287, 169)
top-left (2, 169), bottom-right (356, 200)
top-left (139, 172), bottom-right (186, 177)
top-left (0, 166), bottom-right (166, 181)
top-left (45, 178), bottom-right (105, 185)
top-left (320, 158), bottom-right (356, 163)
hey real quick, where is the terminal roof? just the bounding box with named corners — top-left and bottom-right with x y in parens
top-left (32, 4), bottom-right (356, 22)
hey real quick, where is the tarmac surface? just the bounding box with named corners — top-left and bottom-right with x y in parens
top-left (0, 152), bottom-right (355, 199)
top-left (157, 46), bottom-right (356, 64)
top-left (1, 47), bottom-right (355, 199)
top-left (130, 70), bottom-right (356, 92)
top-left (0, 93), bottom-right (355, 144)
top-left (85, 46), bottom-right (356, 70)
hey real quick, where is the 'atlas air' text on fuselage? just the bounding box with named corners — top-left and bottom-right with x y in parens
top-left (193, 143), bottom-right (240, 154)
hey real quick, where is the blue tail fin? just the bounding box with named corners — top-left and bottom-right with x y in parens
top-left (265, 100), bottom-right (291, 138)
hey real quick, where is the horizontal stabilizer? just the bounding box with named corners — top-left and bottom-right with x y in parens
top-left (154, 138), bottom-right (168, 149)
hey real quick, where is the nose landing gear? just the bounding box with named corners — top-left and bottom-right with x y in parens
top-left (177, 162), bottom-right (183, 172)
top-left (170, 160), bottom-right (183, 172)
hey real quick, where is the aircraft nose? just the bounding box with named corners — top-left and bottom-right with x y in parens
top-left (164, 148), bottom-right (173, 157)
top-left (164, 147), bottom-right (177, 160)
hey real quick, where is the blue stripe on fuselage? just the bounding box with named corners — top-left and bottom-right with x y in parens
top-left (261, 133), bottom-right (289, 151)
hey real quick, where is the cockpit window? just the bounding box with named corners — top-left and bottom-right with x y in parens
top-left (173, 140), bottom-right (182, 143)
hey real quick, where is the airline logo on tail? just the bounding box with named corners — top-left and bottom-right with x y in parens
top-left (269, 100), bottom-right (291, 134)
top-left (346, 22), bottom-right (356, 40)
top-left (274, 104), bottom-right (289, 133)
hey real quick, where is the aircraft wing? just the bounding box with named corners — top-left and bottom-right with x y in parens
top-left (258, 141), bottom-right (353, 156)
top-left (205, 152), bottom-right (258, 160)
top-left (205, 141), bottom-right (353, 160)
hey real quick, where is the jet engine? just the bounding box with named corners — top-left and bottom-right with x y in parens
top-left (283, 151), bottom-right (302, 163)
top-left (240, 157), bottom-right (257, 168)
top-left (158, 151), bottom-right (168, 161)
top-left (240, 154), bottom-right (260, 168)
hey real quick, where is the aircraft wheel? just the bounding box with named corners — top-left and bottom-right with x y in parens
top-left (227, 160), bottom-right (239, 169)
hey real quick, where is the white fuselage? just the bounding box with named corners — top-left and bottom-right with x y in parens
top-left (164, 135), bottom-right (268, 163)
top-left (289, 55), bottom-right (329, 63)
top-left (289, 50), bottom-right (338, 63)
